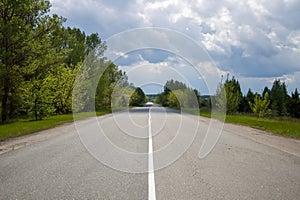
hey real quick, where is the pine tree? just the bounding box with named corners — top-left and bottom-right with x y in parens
top-left (287, 88), bottom-right (300, 118)
top-left (269, 79), bottom-right (288, 116)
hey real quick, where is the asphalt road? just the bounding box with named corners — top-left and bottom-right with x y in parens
top-left (0, 106), bottom-right (299, 199)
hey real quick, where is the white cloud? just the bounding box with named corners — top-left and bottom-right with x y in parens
top-left (118, 58), bottom-right (189, 93)
top-left (111, 51), bottom-right (128, 58)
top-left (287, 31), bottom-right (300, 52)
top-left (198, 61), bottom-right (228, 77)
top-left (239, 71), bottom-right (300, 94)
top-left (50, 0), bottom-right (300, 93)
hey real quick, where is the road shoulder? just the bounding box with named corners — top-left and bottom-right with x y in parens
top-left (223, 122), bottom-right (300, 157)
top-left (0, 114), bottom-right (113, 155)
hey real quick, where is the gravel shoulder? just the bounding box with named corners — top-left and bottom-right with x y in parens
top-left (223, 121), bottom-right (300, 158)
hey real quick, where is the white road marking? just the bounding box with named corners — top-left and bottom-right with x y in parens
top-left (148, 108), bottom-right (156, 200)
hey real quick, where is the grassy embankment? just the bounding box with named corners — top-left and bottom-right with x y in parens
top-left (200, 111), bottom-right (300, 139)
top-left (0, 110), bottom-right (111, 141)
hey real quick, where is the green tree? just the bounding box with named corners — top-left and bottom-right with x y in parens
top-left (85, 33), bottom-right (102, 56)
top-left (23, 16), bottom-right (70, 120)
top-left (287, 88), bottom-right (300, 118)
top-left (155, 85), bottom-right (171, 106)
top-left (0, 0), bottom-right (68, 121)
top-left (183, 89), bottom-right (198, 108)
top-left (95, 62), bottom-right (126, 110)
top-left (215, 82), bottom-right (226, 113)
top-left (224, 76), bottom-right (242, 114)
top-left (240, 89), bottom-right (255, 113)
top-left (192, 89), bottom-right (201, 108)
top-left (167, 91), bottom-right (180, 108)
top-left (21, 77), bottom-right (54, 120)
top-left (129, 87), bottom-right (147, 106)
top-left (44, 63), bottom-right (80, 114)
top-left (72, 62), bottom-right (91, 113)
top-left (262, 86), bottom-right (270, 98)
top-left (62, 28), bottom-right (102, 68)
top-left (111, 86), bottom-right (134, 108)
top-left (249, 93), bottom-right (271, 118)
top-left (165, 80), bottom-right (187, 91)
top-left (215, 75), bottom-right (242, 114)
top-left (156, 80), bottom-right (200, 109)
top-left (167, 89), bottom-right (198, 109)
top-left (64, 27), bottom-right (86, 67)
top-left (0, 0), bottom-right (111, 121)
top-left (269, 79), bottom-right (288, 116)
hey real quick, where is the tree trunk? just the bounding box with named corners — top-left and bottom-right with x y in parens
top-left (1, 85), bottom-right (9, 122)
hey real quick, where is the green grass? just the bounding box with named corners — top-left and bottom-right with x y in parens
top-left (0, 110), bottom-right (111, 141)
top-left (199, 111), bottom-right (211, 118)
top-left (2, 108), bottom-right (299, 141)
top-left (200, 111), bottom-right (300, 139)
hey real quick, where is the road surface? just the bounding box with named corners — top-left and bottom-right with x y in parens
top-left (0, 107), bottom-right (299, 199)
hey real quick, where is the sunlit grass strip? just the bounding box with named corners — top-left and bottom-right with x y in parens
top-left (200, 111), bottom-right (300, 139)
top-left (0, 110), bottom-right (111, 141)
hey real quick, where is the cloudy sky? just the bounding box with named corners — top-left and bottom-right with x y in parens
top-left (50, 0), bottom-right (300, 95)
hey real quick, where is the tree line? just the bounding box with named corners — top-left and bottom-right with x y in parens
top-left (155, 80), bottom-right (200, 109)
top-left (0, 0), bottom-right (134, 122)
top-left (214, 75), bottom-right (300, 118)
top-left (155, 77), bottom-right (299, 119)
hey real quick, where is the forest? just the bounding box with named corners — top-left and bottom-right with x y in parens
top-left (0, 0), bottom-right (149, 123)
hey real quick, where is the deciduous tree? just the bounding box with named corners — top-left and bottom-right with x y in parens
top-left (129, 87), bottom-right (147, 106)
top-left (0, 0), bottom-right (66, 121)
top-left (215, 75), bottom-right (242, 114)
top-left (249, 93), bottom-right (271, 118)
